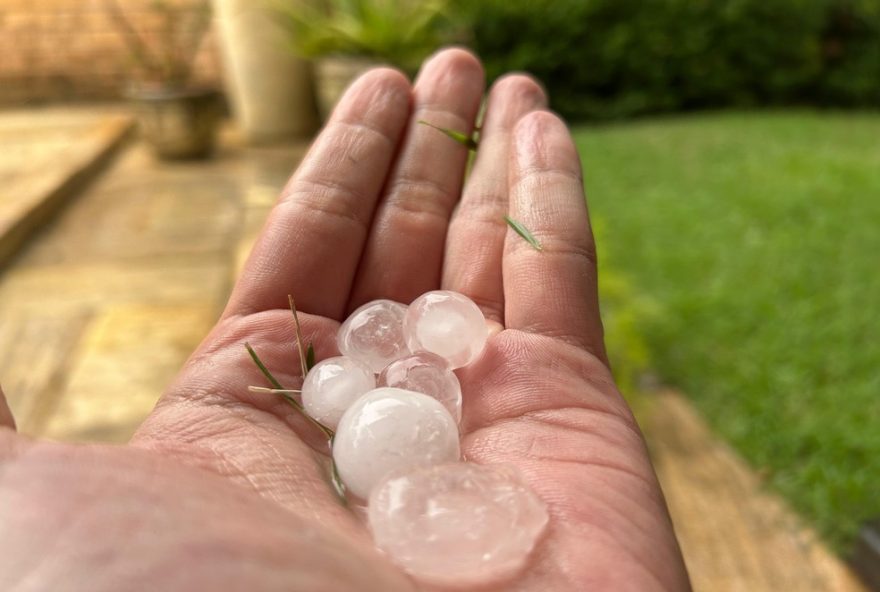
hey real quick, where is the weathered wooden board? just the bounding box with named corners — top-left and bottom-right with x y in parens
top-left (645, 390), bottom-right (867, 592)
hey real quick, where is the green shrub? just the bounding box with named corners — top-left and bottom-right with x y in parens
top-left (460, 0), bottom-right (880, 120)
top-left (276, 0), bottom-right (462, 72)
top-left (594, 217), bottom-right (659, 396)
top-left (816, 0), bottom-right (880, 105)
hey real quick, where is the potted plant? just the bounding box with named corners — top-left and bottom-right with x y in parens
top-left (276, 0), bottom-right (460, 119)
top-left (105, 0), bottom-right (221, 159)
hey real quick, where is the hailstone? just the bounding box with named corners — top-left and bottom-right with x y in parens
top-left (337, 300), bottom-right (409, 373)
top-left (403, 290), bottom-right (488, 369)
top-left (301, 356), bottom-right (375, 429)
top-left (332, 387), bottom-right (459, 499)
top-left (378, 352), bottom-right (462, 423)
top-left (368, 462), bottom-right (549, 587)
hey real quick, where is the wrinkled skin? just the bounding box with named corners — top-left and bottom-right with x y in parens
top-left (0, 50), bottom-right (691, 592)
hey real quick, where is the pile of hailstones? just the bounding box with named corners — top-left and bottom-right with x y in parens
top-left (299, 290), bottom-right (549, 587)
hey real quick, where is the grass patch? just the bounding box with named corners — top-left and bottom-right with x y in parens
top-left (574, 111), bottom-right (880, 551)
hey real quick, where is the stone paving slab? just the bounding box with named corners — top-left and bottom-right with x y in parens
top-left (41, 302), bottom-right (218, 442)
top-left (0, 107), bottom-right (134, 269)
top-left (0, 120), bottom-right (306, 442)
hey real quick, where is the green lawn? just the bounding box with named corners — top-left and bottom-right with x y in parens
top-left (573, 111), bottom-right (880, 551)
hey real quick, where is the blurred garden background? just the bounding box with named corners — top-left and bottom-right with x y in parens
top-left (0, 1), bottom-right (877, 590)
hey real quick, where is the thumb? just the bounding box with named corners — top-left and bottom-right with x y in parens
top-left (0, 384), bottom-right (16, 431)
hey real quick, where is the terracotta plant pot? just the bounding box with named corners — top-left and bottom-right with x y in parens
top-left (314, 56), bottom-right (384, 121)
top-left (128, 87), bottom-right (221, 160)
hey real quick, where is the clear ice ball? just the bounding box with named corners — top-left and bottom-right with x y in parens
top-left (301, 356), bottom-right (375, 429)
top-left (378, 352), bottom-right (462, 423)
top-left (332, 387), bottom-right (460, 499)
top-left (403, 290), bottom-right (488, 369)
top-left (368, 463), bottom-right (549, 587)
top-left (337, 300), bottom-right (410, 373)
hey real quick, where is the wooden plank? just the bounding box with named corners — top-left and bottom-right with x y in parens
top-left (851, 520), bottom-right (880, 589)
top-left (644, 390), bottom-right (867, 592)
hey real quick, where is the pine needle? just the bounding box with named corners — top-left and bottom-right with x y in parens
top-left (244, 342), bottom-right (334, 440)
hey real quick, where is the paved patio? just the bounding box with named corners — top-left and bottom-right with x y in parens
top-left (0, 107), bottom-right (868, 591)
top-left (0, 110), bottom-right (305, 441)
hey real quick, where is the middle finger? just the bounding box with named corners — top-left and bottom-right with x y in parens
top-left (347, 48), bottom-right (484, 310)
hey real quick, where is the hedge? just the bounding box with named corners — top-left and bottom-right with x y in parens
top-left (460, 0), bottom-right (880, 120)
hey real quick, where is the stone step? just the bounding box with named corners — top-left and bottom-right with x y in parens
top-left (0, 107), bottom-right (133, 270)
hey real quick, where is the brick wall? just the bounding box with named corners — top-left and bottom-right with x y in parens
top-left (0, 0), bottom-right (221, 106)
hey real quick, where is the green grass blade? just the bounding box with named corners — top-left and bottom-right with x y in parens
top-left (504, 215), bottom-right (543, 251)
top-left (245, 342), bottom-right (284, 389)
top-left (244, 342), bottom-right (335, 440)
top-left (306, 343), bottom-right (316, 372)
top-left (329, 436), bottom-right (347, 505)
top-left (418, 119), bottom-right (477, 151)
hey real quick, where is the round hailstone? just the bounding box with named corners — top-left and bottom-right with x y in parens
top-left (378, 352), bottom-right (462, 423)
top-left (301, 356), bottom-right (376, 429)
top-left (332, 387), bottom-right (459, 499)
top-left (337, 300), bottom-right (410, 373)
top-left (403, 290), bottom-right (488, 369)
top-left (368, 463), bottom-right (549, 587)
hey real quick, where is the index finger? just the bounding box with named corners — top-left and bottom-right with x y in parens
top-left (225, 68), bottom-right (411, 320)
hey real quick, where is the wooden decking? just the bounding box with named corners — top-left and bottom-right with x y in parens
top-left (646, 390), bottom-right (867, 591)
top-left (0, 108), bottom-right (869, 591)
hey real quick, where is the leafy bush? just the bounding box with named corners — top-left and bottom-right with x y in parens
top-left (594, 217), bottom-right (659, 397)
top-left (817, 0), bottom-right (880, 105)
top-left (461, 0), bottom-right (880, 120)
top-left (276, 0), bottom-right (462, 73)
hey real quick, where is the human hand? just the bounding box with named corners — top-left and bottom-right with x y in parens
top-left (0, 49), bottom-right (690, 591)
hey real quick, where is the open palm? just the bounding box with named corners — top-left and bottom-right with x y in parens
top-left (0, 50), bottom-right (689, 591)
